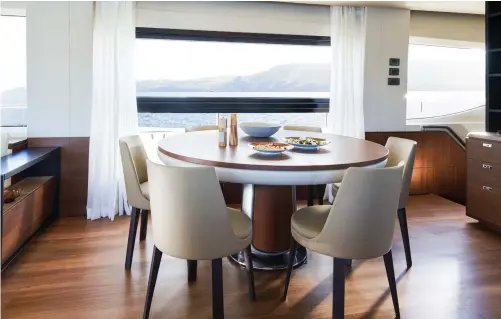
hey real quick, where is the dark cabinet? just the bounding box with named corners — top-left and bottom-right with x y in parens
top-left (466, 132), bottom-right (501, 226)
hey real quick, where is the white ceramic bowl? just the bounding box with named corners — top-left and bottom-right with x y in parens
top-left (240, 122), bottom-right (281, 138)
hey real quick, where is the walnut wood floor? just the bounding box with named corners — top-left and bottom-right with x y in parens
top-left (3, 195), bottom-right (501, 319)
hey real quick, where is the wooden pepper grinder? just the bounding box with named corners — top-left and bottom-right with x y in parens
top-left (218, 117), bottom-right (227, 147)
top-left (229, 114), bottom-right (238, 146)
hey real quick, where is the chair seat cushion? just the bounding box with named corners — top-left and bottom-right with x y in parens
top-left (292, 205), bottom-right (332, 239)
top-left (227, 207), bottom-right (252, 239)
top-left (140, 182), bottom-right (149, 199)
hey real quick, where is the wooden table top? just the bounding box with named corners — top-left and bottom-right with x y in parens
top-left (158, 130), bottom-right (388, 171)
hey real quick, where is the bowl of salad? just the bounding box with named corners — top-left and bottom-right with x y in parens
top-left (283, 136), bottom-right (330, 150)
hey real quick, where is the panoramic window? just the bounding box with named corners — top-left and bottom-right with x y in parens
top-left (407, 44), bottom-right (485, 119)
top-left (135, 30), bottom-right (330, 129)
top-left (0, 15), bottom-right (27, 127)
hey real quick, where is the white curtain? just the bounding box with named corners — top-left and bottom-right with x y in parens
top-left (325, 6), bottom-right (367, 203)
top-left (87, 2), bottom-right (138, 220)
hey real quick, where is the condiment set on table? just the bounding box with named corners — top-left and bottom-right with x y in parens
top-left (217, 115), bottom-right (329, 155)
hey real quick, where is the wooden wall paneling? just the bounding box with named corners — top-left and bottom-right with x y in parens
top-left (28, 138), bottom-right (89, 217)
top-left (60, 138), bottom-right (89, 217)
top-left (366, 131), bottom-right (466, 205)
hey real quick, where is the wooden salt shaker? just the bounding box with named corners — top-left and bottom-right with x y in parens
top-left (218, 117), bottom-right (227, 147)
top-left (229, 114), bottom-right (238, 146)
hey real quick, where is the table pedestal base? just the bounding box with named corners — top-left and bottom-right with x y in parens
top-left (230, 245), bottom-right (307, 270)
top-left (236, 184), bottom-right (307, 270)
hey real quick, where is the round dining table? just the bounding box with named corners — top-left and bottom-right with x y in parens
top-left (157, 130), bottom-right (388, 270)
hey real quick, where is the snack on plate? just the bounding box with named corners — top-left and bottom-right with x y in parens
top-left (251, 142), bottom-right (291, 151)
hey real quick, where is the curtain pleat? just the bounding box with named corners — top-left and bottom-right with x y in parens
top-left (87, 2), bottom-right (138, 220)
top-left (325, 6), bottom-right (367, 203)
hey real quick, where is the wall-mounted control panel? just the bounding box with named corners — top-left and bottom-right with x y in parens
top-left (388, 58), bottom-right (400, 85)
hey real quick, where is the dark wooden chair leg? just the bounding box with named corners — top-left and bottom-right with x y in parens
top-left (143, 246), bottom-right (163, 319)
top-left (139, 209), bottom-right (149, 241)
top-left (212, 258), bottom-right (224, 319)
top-left (398, 207), bottom-right (412, 268)
top-left (243, 246), bottom-right (256, 301)
top-left (307, 185), bottom-right (314, 206)
top-left (383, 250), bottom-right (401, 318)
top-left (333, 257), bottom-right (346, 319)
top-left (317, 184), bottom-right (324, 205)
top-left (282, 238), bottom-right (298, 301)
top-left (187, 260), bottom-right (197, 283)
top-left (125, 207), bottom-right (140, 269)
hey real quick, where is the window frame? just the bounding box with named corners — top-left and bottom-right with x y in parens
top-left (136, 28), bottom-right (330, 114)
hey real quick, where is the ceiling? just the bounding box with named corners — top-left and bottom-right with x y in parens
top-left (279, 1), bottom-right (485, 15)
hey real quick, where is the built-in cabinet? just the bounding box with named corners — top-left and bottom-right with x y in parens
top-left (1, 147), bottom-right (60, 270)
top-left (466, 133), bottom-right (501, 227)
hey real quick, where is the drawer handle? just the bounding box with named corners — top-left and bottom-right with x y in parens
top-left (483, 186), bottom-right (493, 191)
top-left (483, 143), bottom-right (492, 148)
top-left (483, 164), bottom-right (493, 169)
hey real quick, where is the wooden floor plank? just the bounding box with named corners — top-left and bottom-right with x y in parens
top-left (3, 195), bottom-right (501, 318)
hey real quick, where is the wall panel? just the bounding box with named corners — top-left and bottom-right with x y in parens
top-left (28, 137), bottom-right (89, 217)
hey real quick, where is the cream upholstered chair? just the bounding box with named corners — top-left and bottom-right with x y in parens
top-left (283, 125), bottom-right (322, 133)
top-left (143, 160), bottom-right (255, 319)
top-left (331, 136), bottom-right (417, 268)
top-left (186, 124), bottom-right (219, 132)
top-left (283, 163), bottom-right (404, 319)
top-left (119, 135), bottom-right (150, 269)
top-left (283, 125), bottom-right (324, 206)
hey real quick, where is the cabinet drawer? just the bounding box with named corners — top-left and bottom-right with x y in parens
top-left (467, 158), bottom-right (501, 187)
top-left (468, 138), bottom-right (501, 162)
top-left (467, 183), bottom-right (501, 225)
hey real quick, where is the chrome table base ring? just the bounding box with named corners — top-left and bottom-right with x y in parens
top-left (230, 245), bottom-right (307, 271)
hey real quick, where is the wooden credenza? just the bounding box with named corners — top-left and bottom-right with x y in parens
top-left (1, 147), bottom-right (60, 270)
top-left (467, 132), bottom-right (501, 227)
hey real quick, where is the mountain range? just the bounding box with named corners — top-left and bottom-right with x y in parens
top-left (1, 60), bottom-right (485, 107)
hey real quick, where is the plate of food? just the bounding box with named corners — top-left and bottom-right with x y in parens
top-left (250, 142), bottom-right (293, 155)
top-left (283, 136), bottom-right (330, 150)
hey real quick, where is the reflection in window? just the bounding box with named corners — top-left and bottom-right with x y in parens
top-left (406, 44), bottom-right (485, 119)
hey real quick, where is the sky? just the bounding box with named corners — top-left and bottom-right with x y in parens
top-left (135, 39), bottom-right (331, 81)
top-left (408, 43), bottom-right (484, 62)
top-left (0, 16), bottom-right (26, 92)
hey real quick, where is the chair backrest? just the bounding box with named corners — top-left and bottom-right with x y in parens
top-left (146, 160), bottom-right (246, 260)
top-left (186, 125), bottom-right (218, 132)
top-left (119, 135), bottom-right (149, 208)
top-left (313, 163), bottom-right (404, 259)
top-left (385, 137), bottom-right (417, 209)
top-left (283, 125), bottom-right (322, 133)
top-left (146, 132), bottom-right (168, 141)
